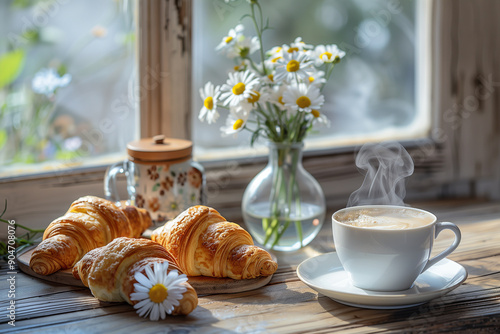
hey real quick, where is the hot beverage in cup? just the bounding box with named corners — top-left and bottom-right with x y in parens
top-left (336, 207), bottom-right (435, 230)
top-left (332, 205), bottom-right (461, 291)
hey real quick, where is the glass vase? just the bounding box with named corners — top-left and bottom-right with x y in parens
top-left (242, 142), bottom-right (326, 251)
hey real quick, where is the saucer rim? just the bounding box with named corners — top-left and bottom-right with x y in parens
top-left (296, 252), bottom-right (468, 308)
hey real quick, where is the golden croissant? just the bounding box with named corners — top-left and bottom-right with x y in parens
top-left (30, 196), bottom-right (152, 276)
top-left (151, 205), bottom-right (278, 280)
top-left (73, 237), bottom-right (198, 317)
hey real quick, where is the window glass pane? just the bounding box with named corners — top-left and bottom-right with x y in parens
top-left (192, 0), bottom-right (424, 157)
top-left (0, 0), bottom-right (137, 177)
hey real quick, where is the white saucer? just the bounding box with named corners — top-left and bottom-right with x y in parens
top-left (296, 252), bottom-right (467, 309)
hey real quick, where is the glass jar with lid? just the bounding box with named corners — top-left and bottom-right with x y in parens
top-left (104, 135), bottom-right (205, 225)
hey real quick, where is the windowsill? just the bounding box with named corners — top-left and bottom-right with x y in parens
top-left (1, 124), bottom-right (432, 183)
top-left (195, 123), bottom-right (431, 168)
top-left (0, 153), bottom-right (127, 183)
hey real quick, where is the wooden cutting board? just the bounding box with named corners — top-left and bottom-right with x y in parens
top-left (18, 247), bottom-right (276, 295)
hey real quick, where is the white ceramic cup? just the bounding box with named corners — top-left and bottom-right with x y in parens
top-left (332, 205), bottom-right (461, 291)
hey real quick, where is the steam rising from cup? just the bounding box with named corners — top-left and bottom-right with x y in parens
top-left (347, 142), bottom-right (414, 207)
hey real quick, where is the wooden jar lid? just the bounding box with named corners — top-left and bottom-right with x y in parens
top-left (126, 135), bottom-right (192, 163)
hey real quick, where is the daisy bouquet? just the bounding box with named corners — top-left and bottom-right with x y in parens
top-left (198, 0), bottom-right (344, 249)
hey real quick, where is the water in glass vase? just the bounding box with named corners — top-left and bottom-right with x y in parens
top-left (243, 202), bottom-right (325, 251)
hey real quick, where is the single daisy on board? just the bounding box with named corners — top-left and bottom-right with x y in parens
top-left (130, 261), bottom-right (188, 321)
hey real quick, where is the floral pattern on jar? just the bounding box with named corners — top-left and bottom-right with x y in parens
top-left (132, 163), bottom-right (205, 225)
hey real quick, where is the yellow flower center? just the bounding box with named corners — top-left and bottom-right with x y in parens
top-left (320, 51), bottom-right (333, 61)
top-left (204, 96), bottom-right (214, 110)
top-left (296, 96), bottom-right (311, 109)
top-left (309, 76), bottom-right (315, 83)
top-left (232, 82), bottom-right (246, 95)
top-left (267, 74), bottom-right (274, 82)
top-left (287, 47), bottom-right (299, 53)
top-left (311, 109), bottom-right (321, 118)
top-left (247, 90), bottom-right (260, 103)
top-left (278, 96), bottom-right (285, 105)
top-left (271, 56), bottom-right (282, 63)
top-left (149, 283), bottom-right (168, 303)
top-left (275, 47), bottom-right (282, 53)
top-left (286, 60), bottom-right (300, 72)
top-left (224, 36), bottom-right (233, 44)
top-left (234, 65), bottom-right (240, 71)
top-left (233, 119), bottom-right (244, 130)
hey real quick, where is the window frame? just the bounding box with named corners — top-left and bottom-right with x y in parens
top-left (1, 0), bottom-right (499, 232)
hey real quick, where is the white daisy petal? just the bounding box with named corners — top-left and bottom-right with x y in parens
top-left (163, 270), bottom-right (179, 287)
top-left (168, 286), bottom-right (187, 296)
top-left (171, 277), bottom-right (188, 288)
top-left (134, 272), bottom-right (153, 289)
top-left (136, 304), bottom-right (150, 317)
top-left (159, 303), bottom-right (167, 320)
top-left (153, 262), bottom-right (164, 282)
top-left (134, 298), bottom-right (152, 310)
top-left (163, 299), bottom-right (175, 314)
top-left (130, 292), bottom-right (149, 301)
top-left (145, 264), bottom-right (155, 281)
top-left (133, 284), bottom-right (150, 293)
top-left (170, 297), bottom-right (181, 307)
top-left (150, 303), bottom-right (160, 321)
top-left (171, 279), bottom-right (188, 290)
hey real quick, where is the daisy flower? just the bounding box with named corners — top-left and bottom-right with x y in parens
top-left (291, 37), bottom-right (314, 51)
top-left (266, 46), bottom-right (283, 58)
top-left (273, 51), bottom-right (312, 83)
top-left (220, 70), bottom-right (260, 107)
top-left (307, 70), bottom-right (326, 86)
top-left (236, 36), bottom-right (261, 58)
top-left (199, 82), bottom-right (221, 124)
top-left (281, 38), bottom-right (313, 55)
top-left (215, 24), bottom-right (245, 57)
top-left (263, 84), bottom-right (288, 109)
top-left (313, 44), bottom-right (345, 67)
top-left (220, 106), bottom-right (250, 136)
top-left (264, 55), bottom-right (284, 72)
top-left (130, 261), bottom-right (188, 321)
top-left (311, 109), bottom-right (331, 127)
top-left (283, 83), bottom-right (324, 113)
top-left (245, 86), bottom-right (263, 106)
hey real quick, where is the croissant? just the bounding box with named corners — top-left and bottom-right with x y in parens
top-left (151, 205), bottom-right (278, 280)
top-left (30, 196), bottom-right (152, 276)
top-left (73, 237), bottom-right (198, 318)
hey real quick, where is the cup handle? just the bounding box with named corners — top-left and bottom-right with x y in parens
top-left (422, 222), bottom-right (461, 273)
top-left (104, 161), bottom-right (127, 204)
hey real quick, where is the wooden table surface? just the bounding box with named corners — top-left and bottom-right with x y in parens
top-left (1, 199), bottom-right (500, 333)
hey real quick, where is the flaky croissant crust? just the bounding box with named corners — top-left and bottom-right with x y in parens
top-left (73, 237), bottom-right (198, 316)
top-left (30, 196), bottom-right (152, 275)
top-left (151, 205), bottom-right (278, 280)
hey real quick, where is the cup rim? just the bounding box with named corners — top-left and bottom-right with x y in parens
top-left (332, 205), bottom-right (437, 231)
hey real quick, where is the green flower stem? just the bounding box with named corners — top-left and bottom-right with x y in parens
top-left (262, 146), bottom-right (285, 246)
top-left (255, 104), bottom-right (280, 139)
top-left (324, 63), bottom-right (336, 82)
top-left (291, 153), bottom-right (303, 247)
top-left (250, 1), bottom-right (267, 75)
top-left (261, 144), bottom-right (304, 249)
